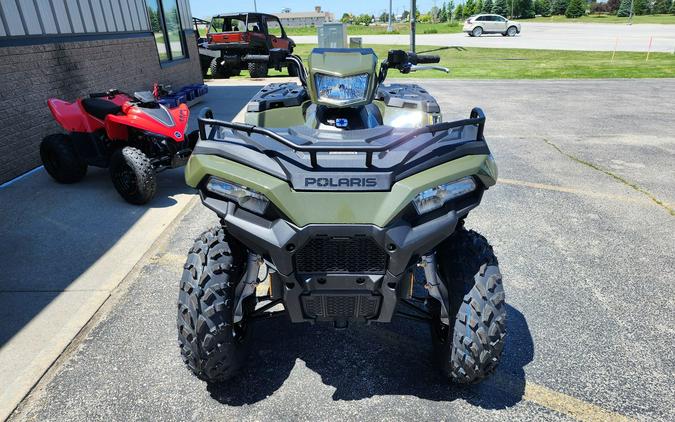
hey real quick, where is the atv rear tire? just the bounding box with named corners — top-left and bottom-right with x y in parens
top-left (209, 58), bottom-right (229, 79)
top-left (431, 227), bottom-right (506, 383)
top-left (248, 61), bottom-right (268, 78)
top-left (109, 147), bottom-right (156, 205)
top-left (40, 134), bottom-right (87, 184)
top-left (177, 227), bottom-right (252, 382)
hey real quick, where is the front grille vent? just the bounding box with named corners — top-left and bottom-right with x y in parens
top-left (302, 295), bottom-right (381, 319)
top-left (295, 235), bottom-right (387, 274)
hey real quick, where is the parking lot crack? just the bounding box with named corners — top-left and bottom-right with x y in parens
top-left (542, 139), bottom-right (674, 216)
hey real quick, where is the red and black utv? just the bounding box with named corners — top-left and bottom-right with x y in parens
top-left (195, 13), bottom-right (296, 78)
top-left (41, 89), bottom-right (197, 204)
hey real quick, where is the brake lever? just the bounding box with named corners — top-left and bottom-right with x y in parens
top-left (410, 65), bottom-right (450, 73)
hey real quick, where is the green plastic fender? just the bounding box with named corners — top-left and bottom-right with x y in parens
top-left (185, 154), bottom-right (497, 227)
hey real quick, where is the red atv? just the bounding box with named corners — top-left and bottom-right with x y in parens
top-left (41, 89), bottom-right (197, 204)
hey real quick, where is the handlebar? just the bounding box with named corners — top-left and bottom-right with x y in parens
top-left (414, 54), bottom-right (441, 64)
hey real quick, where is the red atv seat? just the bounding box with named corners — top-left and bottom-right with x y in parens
top-left (82, 98), bottom-right (122, 121)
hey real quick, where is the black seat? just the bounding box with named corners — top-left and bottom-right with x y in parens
top-left (82, 98), bottom-right (122, 120)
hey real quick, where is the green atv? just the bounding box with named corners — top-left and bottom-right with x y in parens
top-left (177, 48), bottom-right (506, 384)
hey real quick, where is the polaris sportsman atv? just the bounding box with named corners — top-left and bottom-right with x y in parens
top-left (177, 48), bottom-right (505, 384)
top-left (41, 89), bottom-right (197, 204)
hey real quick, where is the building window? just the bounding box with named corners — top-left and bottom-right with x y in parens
top-left (146, 0), bottom-right (186, 62)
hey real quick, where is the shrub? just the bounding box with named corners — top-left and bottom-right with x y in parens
top-left (565, 0), bottom-right (586, 17)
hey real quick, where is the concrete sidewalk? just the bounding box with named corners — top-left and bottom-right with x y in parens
top-left (0, 82), bottom-right (263, 421)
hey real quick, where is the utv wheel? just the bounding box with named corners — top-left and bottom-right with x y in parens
top-left (177, 227), bottom-right (252, 382)
top-left (507, 26), bottom-right (518, 37)
top-left (430, 227), bottom-right (506, 383)
top-left (248, 61), bottom-right (269, 78)
top-left (287, 63), bottom-right (298, 77)
top-left (109, 147), bottom-right (156, 205)
top-left (472, 26), bottom-right (483, 37)
top-left (209, 58), bottom-right (228, 79)
top-left (40, 134), bottom-right (87, 183)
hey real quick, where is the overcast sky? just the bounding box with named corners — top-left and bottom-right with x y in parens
top-left (189, 0), bottom-right (449, 19)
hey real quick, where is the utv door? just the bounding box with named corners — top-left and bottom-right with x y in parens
top-left (264, 16), bottom-right (291, 50)
top-left (246, 14), bottom-right (268, 50)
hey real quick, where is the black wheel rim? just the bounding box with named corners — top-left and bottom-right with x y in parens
top-left (112, 163), bottom-right (138, 196)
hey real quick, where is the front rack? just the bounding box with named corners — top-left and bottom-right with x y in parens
top-left (197, 107), bottom-right (486, 168)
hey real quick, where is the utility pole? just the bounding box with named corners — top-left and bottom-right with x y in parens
top-left (410, 0), bottom-right (416, 52)
top-left (253, 0), bottom-right (257, 12)
top-left (388, 0), bottom-right (393, 32)
top-left (511, 0), bottom-right (514, 19)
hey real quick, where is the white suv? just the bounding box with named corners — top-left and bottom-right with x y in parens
top-left (463, 14), bottom-right (521, 37)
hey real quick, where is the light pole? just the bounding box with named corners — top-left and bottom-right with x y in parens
top-left (410, 0), bottom-right (417, 52)
top-left (387, 0), bottom-right (393, 32)
top-left (253, 0), bottom-right (257, 12)
top-left (511, 0), bottom-right (514, 19)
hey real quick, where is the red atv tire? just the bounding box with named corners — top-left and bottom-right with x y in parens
top-left (109, 147), bottom-right (156, 205)
top-left (40, 134), bottom-right (87, 184)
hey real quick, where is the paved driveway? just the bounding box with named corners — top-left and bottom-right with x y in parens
top-left (294, 23), bottom-right (675, 52)
top-left (9, 79), bottom-right (675, 421)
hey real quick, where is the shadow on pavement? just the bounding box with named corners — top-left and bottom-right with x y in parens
top-left (207, 304), bottom-right (533, 409)
top-left (0, 85), bottom-right (262, 348)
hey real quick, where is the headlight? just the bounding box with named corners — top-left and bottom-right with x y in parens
top-left (206, 177), bottom-right (269, 215)
top-left (412, 177), bottom-right (476, 215)
top-left (314, 73), bottom-right (369, 104)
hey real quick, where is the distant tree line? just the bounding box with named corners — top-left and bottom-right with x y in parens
top-left (339, 0), bottom-right (674, 24)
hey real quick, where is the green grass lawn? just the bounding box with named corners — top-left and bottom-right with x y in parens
top-left (518, 14), bottom-right (675, 24)
top-left (221, 44), bottom-right (674, 80)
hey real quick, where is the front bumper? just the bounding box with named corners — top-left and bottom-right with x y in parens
top-left (201, 193), bottom-right (480, 323)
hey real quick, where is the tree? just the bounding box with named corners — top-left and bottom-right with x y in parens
top-left (606, 0), bottom-right (621, 13)
top-left (356, 14), bottom-right (372, 25)
top-left (517, 0), bottom-right (536, 17)
top-left (617, 0), bottom-right (632, 15)
top-left (535, 0), bottom-right (552, 15)
top-left (633, 0), bottom-right (649, 15)
top-left (454, 3), bottom-right (465, 20)
top-left (465, 0), bottom-right (476, 15)
top-left (440, 2), bottom-right (449, 21)
top-left (477, 0), bottom-right (485, 15)
top-left (448, 0), bottom-right (455, 21)
top-left (401, 10), bottom-right (410, 21)
top-left (671, 0), bottom-right (675, 13)
top-left (483, 0), bottom-right (494, 12)
top-left (653, 0), bottom-right (670, 13)
top-left (492, 0), bottom-right (510, 15)
top-left (565, 0), bottom-right (586, 17)
top-left (340, 13), bottom-right (352, 23)
top-left (379, 12), bottom-right (389, 22)
top-left (552, 0), bottom-right (570, 14)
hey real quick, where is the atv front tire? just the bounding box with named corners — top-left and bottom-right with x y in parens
top-left (248, 61), bottom-right (269, 78)
top-left (109, 146), bottom-right (156, 205)
top-left (431, 228), bottom-right (506, 383)
top-left (40, 134), bottom-right (87, 183)
top-left (177, 227), bottom-right (252, 382)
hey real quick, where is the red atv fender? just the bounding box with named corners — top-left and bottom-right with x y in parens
top-left (47, 94), bottom-right (129, 133)
top-left (105, 103), bottom-right (189, 142)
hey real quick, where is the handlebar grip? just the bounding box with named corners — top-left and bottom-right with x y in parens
top-left (89, 92), bottom-right (107, 98)
top-left (416, 54), bottom-right (441, 64)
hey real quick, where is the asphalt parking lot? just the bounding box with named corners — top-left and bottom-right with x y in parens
top-left (9, 79), bottom-right (675, 421)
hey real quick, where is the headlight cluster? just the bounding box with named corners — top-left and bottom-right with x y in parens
top-left (206, 177), bottom-right (269, 215)
top-left (412, 177), bottom-right (476, 215)
top-left (314, 73), bottom-right (369, 104)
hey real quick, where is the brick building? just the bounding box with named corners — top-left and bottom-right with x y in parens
top-left (0, 0), bottom-right (202, 184)
top-left (276, 6), bottom-right (334, 27)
